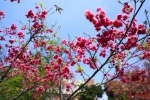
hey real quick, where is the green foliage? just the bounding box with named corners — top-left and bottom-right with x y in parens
top-left (118, 95), bottom-right (125, 100)
top-left (78, 85), bottom-right (103, 100)
top-left (108, 94), bottom-right (125, 100)
top-left (0, 74), bottom-right (33, 100)
top-left (108, 96), bottom-right (115, 100)
top-left (147, 28), bottom-right (150, 34)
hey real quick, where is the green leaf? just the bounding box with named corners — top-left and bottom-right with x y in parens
top-left (143, 43), bottom-right (148, 48)
top-left (39, 2), bottom-right (43, 7)
top-left (116, 57), bottom-right (120, 67)
top-left (26, 32), bottom-right (29, 34)
top-left (41, 36), bottom-right (45, 40)
top-left (93, 39), bottom-right (97, 43)
top-left (125, 50), bottom-right (129, 56)
top-left (60, 46), bottom-right (65, 50)
top-left (147, 28), bottom-right (150, 34)
top-left (96, 82), bottom-right (101, 85)
top-left (75, 66), bottom-right (85, 72)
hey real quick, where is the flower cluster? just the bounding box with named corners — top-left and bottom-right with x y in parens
top-left (0, 11), bottom-right (5, 20)
top-left (10, 0), bottom-right (20, 3)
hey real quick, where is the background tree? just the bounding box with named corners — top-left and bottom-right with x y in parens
top-left (104, 65), bottom-right (150, 100)
top-left (78, 84), bottom-right (103, 100)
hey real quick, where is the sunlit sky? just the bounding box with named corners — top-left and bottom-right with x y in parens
top-left (0, 0), bottom-right (149, 99)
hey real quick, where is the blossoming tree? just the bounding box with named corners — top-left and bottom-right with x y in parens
top-left (104, 65), bottom-right (150, 100)
top-left (0, 0), bottom-right (150, 100)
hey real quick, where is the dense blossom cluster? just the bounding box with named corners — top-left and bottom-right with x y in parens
top-left (122, 3), bottom-right (133, 14)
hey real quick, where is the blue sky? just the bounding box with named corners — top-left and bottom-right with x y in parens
top-left (0, 0), bottom-right (149, 99)
top-left (1, 0), bottom-right (149, 37)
